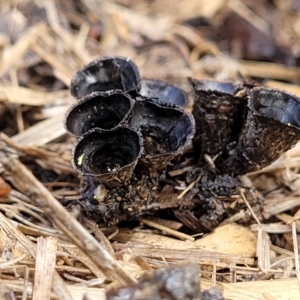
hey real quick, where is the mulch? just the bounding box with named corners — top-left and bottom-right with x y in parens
top-left (0, 0), bottom-right (300, 299)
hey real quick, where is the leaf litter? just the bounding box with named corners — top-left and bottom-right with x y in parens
top-left (0, 0), bottom-right (300, 299)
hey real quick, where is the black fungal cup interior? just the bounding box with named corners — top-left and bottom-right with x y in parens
top-left (65, 91), bottom-right (134, 137)
top-left (72, 127), bottom-right (142, 176)
top-left (129, 101), bottom-right (195, 157)
top-left (71, 56), bottom-right (140, 98)
top-left (139, 79), bottom-right (187, 108)
top-left (250, 88), bottom-right (300, 127)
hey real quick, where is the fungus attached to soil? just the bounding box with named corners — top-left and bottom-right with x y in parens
top-left (64, 56), bottom-right (300, 230)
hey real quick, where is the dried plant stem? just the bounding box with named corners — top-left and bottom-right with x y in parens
top-left (292, 222), bottom-right (300, 298)
top-left (32, 237), bottom-right (57, 300)
top-left (0, 212), bottom-right (73, 300)
top-left (1, 133), bottom-right (74, 174)
top-left (177, 174), bottom-right (201, 200)
top-left (277, 213), bottom-right (300, 231)
top-left (84, 218), bottom-right (116, 257)
top-left (0, 152), bottom-right (136, 286)
top-left (240, 189), bottom-right (261, 225)
top-left (140, 218), bottom-right (194, 241)
top-left (0, 23), bottom-right (46, 76)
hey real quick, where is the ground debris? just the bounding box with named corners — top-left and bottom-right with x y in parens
top-left (106, 262), bottom-right (203, 300)
top-left (77, 168), bottom-right (245, 232)
top-left (1, 1), bottom-right (300, 300)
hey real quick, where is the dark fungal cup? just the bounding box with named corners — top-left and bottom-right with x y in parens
top-left (189, 78), bottom-right (243, 162)
top-left (250, 88), bottom-right (300, 125)
top-left (222, 87), bottom-right (300, 175)
top-left (129, 100), bottom-right (195, 169)
top-left (72, 127), bottom-right (143, 186)
top-left (70, 56), bottom-right (140, 98)
top-left (139, 79), bottom-right (188, 108)
top-left (64, 91), bottom-right (134, 137)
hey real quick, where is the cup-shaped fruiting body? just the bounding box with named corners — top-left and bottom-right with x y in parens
top-left (189, 78), bottom-right (243, 161)
top-left (64, 91), bottom-right (134, 137)
top-left (72, 127), bottom-right (143, 186)
top-left (139, 79), bottom-right (188, 108)
top-left (222, 87), bottom-right (300, 175)
top-left (129, 100), bottom-right (195, 168)
top-left (71, 56), bottom-right (140, 98)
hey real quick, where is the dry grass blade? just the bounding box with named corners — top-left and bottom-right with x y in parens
top-left (277, 214), bottom-right (300, 232)
top-left (0, 23), bottom-right (46, 76)
top-left (84, 218), bottom-right (116, 257)
top-left (228, 0), bottom-right (269, 33)
top-left (240, 60), bottom-right (300, 81)
top-left (43, 0), bottom-right (93, 66)
top-left (60, 243), bottom-right (105, 279)
top-left (1, 133), bottom-right (74, 173)
top-left (240, 189), bottom-right (261, 225)
top-left (0, 213), bottom-right (73, 300)
top-left (292, 222), bottom-right (300, 298)
top-left (32, 237), bottom-right (57, 300)
top-left (256, 228), bottom-right (271, 271)
top-left (30, 38), bottom-right (74, 87)
top-left (101, 2), bottom-right (173, 41)
top-left (218, 278), bottom-right (300, 300)
top-left (0, 279), bottom-right (106, 300)
top-left (0, 86), bottom-right (71, 106)
top-left (67, 286), bottom-right (105, 300)
top-left (140, 217), bottom-right (194, 241)
top-left (177, 174), bottom-right (201, 200)
top-left (11, 111), bottom-right (68, 146)
top-left (113, 243), bottom-right (254, 265)
top-left (251, 223), bottom-right (292, 234)
top-left (264, 197), bottom-right (300, 216)
top-left (0, 152), bottom-right (136, 286)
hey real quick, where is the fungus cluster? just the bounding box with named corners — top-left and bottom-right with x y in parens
top-left (190, 79), bottom-right (300, 175)
top-left (64, 57), bottom-right (195, 186)
top-left (63, 56), bottom-right (300, 228)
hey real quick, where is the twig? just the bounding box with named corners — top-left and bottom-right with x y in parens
top-left (177, 174), bottom-right (201, 200)
top-left (84, 218), bottom-right (116, 257)
top-left (240, 189), bottom-right (261, 225)
top-left (140, 218), bottom-right (194, 242)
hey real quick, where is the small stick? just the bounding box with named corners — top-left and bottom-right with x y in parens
top-left (84, 218), bottom-right (116, 257)
top-left (140, 218), bottom-right (194, 242)
top-left (168, 166), bottom-right (193, 177)
top-left (177, 174), bottom-right (201, 200)
top-left (240, 189), bottom-right (261, 225)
